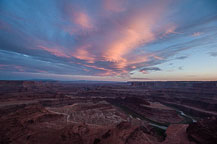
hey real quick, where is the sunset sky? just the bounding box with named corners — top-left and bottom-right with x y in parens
top-left (0, 0), bottom-right (217, 81)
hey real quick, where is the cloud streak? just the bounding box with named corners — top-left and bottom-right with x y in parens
top-left (209, 52), bottom-right (217, 57)
top-left (140, 67), bottom-right (161, 74)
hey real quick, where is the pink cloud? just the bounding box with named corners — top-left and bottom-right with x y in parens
top-left (165, 26), bottom-right (177, 35)
top-left (103, 0), bottom-right (126, 12)
top-left (0, 20), bottom-right (13, 32)
top-left (14, 66), bottom-right (25, 72)
top-left (0, 64), bottom-right (7, 69)
top-left (99, 8), bottom-right (164, 71)
top-left (72, 44), bottom-right (95, 63)
top-left (0, 64), bottom-right (6, 67)
top-left (53, 0), bottom-right (174, 76)
top-left (0, 64), bottom-right (28, 72)
top-left (192, 32), bottom-right (202, 37)
top-left (62, 4), bottom-right (94, 34)
top-left (73, 11), bottom-right (92, 29)
top-left (103, 19), bottom-right (155, 63)
top-left (36, 70), bottom-right (48, 73)
top-left (62, 1), bottom-right (172, 76)
top-left (140, 70), bottom-right (148, 74)
top-left (162, 25), bottom-right (183, 37)
top-left (38, 45), bottom-right (71, 58)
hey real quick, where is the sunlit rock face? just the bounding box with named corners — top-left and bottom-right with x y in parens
top-left (163, 124), bottom-right (194, 144)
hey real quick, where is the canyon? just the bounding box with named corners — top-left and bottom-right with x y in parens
top-left (0, 81), bottom-right (217, 144)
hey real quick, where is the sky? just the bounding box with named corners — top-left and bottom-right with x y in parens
top-left (0, 0), bottom-right (217, 81)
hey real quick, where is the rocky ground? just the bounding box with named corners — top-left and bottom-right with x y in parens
top-left (0, 80), bottom-right (217, 144)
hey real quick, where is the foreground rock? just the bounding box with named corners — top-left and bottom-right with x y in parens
top-left (163, 124), bottom-right (195, 144)
top-left (0, 104), bottom-right (162, 144)
top-left (187, 117), bottom-right (217, 144)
